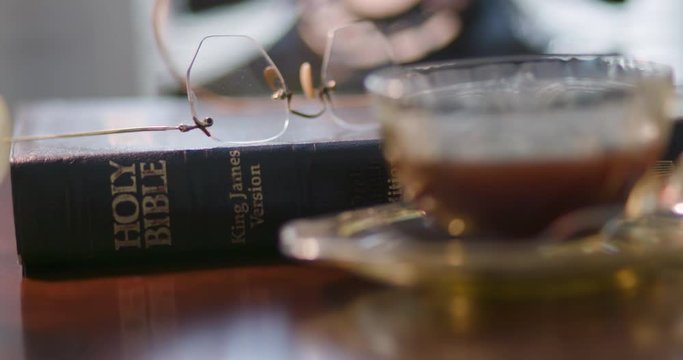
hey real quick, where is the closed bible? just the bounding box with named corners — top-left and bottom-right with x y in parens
top-left (9, 98), bottom-right (400, 275)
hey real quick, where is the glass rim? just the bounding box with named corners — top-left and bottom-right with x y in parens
top-left (364, 54), bottom-right (674, 99)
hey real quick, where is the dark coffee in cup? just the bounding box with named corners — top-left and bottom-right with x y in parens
top-left (385, 137), bottom-right (662, 238)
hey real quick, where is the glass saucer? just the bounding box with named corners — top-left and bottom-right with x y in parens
top-left (280, 203), bottom-right (683, 297)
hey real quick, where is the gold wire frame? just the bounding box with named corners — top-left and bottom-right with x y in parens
top-left (3, 2), bottom-right (394, 143)
top-left (153, 0), bottom-right (395, 123)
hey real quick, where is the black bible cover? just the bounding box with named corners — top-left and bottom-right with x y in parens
top-left (9, 98), bottom-right (400, 274)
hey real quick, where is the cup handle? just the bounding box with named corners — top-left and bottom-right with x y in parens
top-left (541, 156), bottom-right (680, 242)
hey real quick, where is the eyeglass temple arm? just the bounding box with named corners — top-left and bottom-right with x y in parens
top-left (152, 0), bottom-right (189, 90)
top-left (4, 123), bottom-right (205, 143)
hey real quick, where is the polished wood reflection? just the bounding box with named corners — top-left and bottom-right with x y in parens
top-left (3, 177), bottom-right (683, 359)
top-left (0, 178), bottom-right (379, 359)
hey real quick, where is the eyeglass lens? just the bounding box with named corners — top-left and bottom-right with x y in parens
top-left (322, 22), bottom-right (395, 130)
top-left (187, 35), bottom-right (290, 143)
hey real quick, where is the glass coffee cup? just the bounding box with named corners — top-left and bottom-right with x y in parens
top-left (365, 55), bottom-right (675, 240)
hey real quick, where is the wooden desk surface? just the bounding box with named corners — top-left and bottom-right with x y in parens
top-left (3, 177), bottom-right (683, 360)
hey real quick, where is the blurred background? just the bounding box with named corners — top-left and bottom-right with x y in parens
top-left (0, 0), bottom-right (681, 107)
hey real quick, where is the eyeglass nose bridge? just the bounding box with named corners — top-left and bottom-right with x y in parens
top-left (262, 65), bottom-right (296, 101)
top-left (262, 62), bottom-right (328, 119)
top-left (271, 89), bottom-right (290, 101)
top-left (300, 62), bottom-right (337, 99)
top-left (299, 62), bottom-right (316, 99)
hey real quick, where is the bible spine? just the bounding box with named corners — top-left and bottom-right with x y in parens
top-left (11, 139), bottom-right (399, 271)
